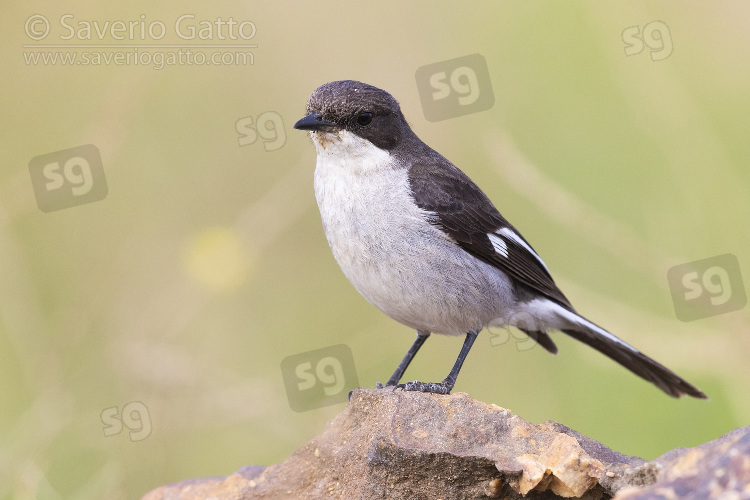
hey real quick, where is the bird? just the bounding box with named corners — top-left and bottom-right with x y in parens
top-left (293, 80), bottom-right (706, 399)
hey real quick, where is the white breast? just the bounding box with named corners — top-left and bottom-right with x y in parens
top-left (311, 130), bottom-right (514, 335)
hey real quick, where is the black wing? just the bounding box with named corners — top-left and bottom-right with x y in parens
top-left (407, 159), bottom-right (573, 310)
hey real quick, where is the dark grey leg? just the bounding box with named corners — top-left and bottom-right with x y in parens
top-left (377, 330), bottom-right (430, 388)
top-left (399, 329), bottom-right (480, 395)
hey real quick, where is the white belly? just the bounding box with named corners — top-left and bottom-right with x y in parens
top-left (311, 130), bottom-right (514, 335)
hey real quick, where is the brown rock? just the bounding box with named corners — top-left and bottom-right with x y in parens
top-left (612, 426), bottom-right (750, 499)
top-left (142, 389), bottom-right (749, 500)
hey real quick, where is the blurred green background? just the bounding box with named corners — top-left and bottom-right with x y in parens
top-left (2, 2), bottom-right (749, 498)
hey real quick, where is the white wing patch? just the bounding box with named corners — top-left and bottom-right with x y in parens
top-left (497, 227), bottom-right (550, 274)
top-left (487, 233), bottom-right (509, 258)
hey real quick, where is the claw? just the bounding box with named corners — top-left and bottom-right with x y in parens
top-left (397, 380), bottom-right (452, 394)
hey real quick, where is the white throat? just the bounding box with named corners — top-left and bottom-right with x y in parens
top-left (309, 129), bottom-right (394, 176)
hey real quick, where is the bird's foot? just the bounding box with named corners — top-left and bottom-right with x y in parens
top-left (395, 380), bottom-right (453, 395)
top-left (376, 381), bottom-right (401, 389)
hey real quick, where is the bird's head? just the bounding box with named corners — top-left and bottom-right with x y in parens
top-left (294, 80), bottom-right (409, 151)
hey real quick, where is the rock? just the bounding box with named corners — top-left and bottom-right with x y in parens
top-left (612, 426), bottom-right (750, 499)
top-left (142, 389), bottom-right (749, 500)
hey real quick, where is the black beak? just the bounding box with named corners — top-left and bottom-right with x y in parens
top-left (293, 113), bottom-right (338, 131)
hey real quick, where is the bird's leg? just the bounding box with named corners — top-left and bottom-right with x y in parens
top-left (398, 329), bottom-right (480, 395)
top-left (377, 330), bottom-right (431, 388)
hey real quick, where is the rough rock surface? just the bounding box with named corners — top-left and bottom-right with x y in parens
top-left (613, 425), bottom-right (750, 499)
top-left (142, 389), bottom-right (749, 500)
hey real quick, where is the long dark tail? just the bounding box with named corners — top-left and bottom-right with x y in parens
top-left (561, 326), bottom-right (707, 398)
top-left (524, 299), bottom-right (707, 398)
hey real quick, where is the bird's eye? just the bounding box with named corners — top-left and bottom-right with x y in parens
top-left (356, 112), bottom-right (373, 126)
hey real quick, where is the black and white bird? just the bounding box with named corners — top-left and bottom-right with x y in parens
top-left (293, 80), bottom-right (706, 399)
